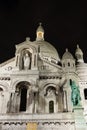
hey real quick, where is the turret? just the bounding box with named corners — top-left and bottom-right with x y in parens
top-left (62, 48), bottom-right (75, 72)
top-left (75, 44), bottom-right (84, 63)
top-left (36, 23), bottom-right (44, 41)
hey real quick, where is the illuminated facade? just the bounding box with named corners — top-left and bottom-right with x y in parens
top-left (0, 24), bottom-right (87, 130)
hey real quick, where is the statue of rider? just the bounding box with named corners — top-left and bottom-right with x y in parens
top-left (70, 80), bottom-right (81, 106)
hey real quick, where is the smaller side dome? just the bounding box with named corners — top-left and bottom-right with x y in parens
top-left (75, 44), bottom-right (84, 63)
top-left (62, 48), bottom-right (75, 73)
top-left (62, 48), bottom-right (74, 60)
top-left (36, 23), bottom-right (44, 41)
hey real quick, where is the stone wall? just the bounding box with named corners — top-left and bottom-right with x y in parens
top-left (0, 122), bottom-right (75, 130)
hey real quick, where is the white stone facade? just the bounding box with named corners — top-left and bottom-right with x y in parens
top-left (0, 24), bottom-right (87, 130)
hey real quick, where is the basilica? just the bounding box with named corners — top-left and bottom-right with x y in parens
top-left (0, 24), bottom-right (87, 130)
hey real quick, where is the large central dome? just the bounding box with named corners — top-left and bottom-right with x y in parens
top-left (33, 40), bottom-right (60, 61)
top-left (33, 23), bottom-right (60, 62)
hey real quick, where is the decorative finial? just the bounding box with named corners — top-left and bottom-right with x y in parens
top-left (77, 44), bottom-right (79, 49)
top-left (26, 37), bottom-right (30, 42)
top-left (66, 48), bottom-right (68, 52)
top-left (39, 22), bottom-right (42, 26)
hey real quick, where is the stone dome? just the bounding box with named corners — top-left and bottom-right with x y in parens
top-left (62, 48), bottom-right (74, 60)
top-left (33, 23), bottom-right (60, 62)
top-left (33, 40), bottom-right (60, 61)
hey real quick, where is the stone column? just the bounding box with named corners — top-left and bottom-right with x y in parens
top-left (27, 88), bottom-right (34, 113)
top-left (10, 93), bottom-right (15, 112)
top-left (31, 53), bottom-right (34, 69)
top-left (63, 90), bottom-right (67, 111)
top-left (1, 92), bottom-right (7, 113)
top-left (7, 92), bottom-right (20, 113)
top-left (32, 85), bottom-right (39, 113)
top-left (26, 88), bottom-right (30, 112)
top-left (67, 87), bottom-right (73, 112)
top-left (34, 92), bottom-right (39, 113)
top-left (32, 53), bottom-right (38, 70)
top-left (15, 92), bottom-right (20, 112)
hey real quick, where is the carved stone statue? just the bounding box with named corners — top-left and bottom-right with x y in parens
top-left (70, 81), bottom-right (81, 106)
top-left (23, 51), bottom-right (30, 70)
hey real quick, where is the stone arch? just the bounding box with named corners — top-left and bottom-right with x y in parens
top-left (41, 83), bottom-right (59, 113)
top-left (16, 81), bottom-right (30, 112)
top-left (0, 82), bottom-right (9, 91)
top-left (43, 83), bottom-right (58, 95)
top-left (8, 81), bottom-right (32, 113)
top-left (44, 86), bottom-right (57, 96)
top-left (16, 45), bottom-right (37, 54)
top-left (16, 81), bottom-right (31, 91)
top-left (16, 45), bottom-right (38, 70)
top-left (12, 79), bottom-right (34, 91)
top-left (0, 87), bottom-right (3, 91)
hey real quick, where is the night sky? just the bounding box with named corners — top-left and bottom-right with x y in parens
top-left (0, 0), bottom-right (86, 63)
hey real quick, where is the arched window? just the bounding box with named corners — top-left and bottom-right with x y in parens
top-left (0, 88), bottom-right (3, 92)
top-left (84, 89), bottom-right (87, 100)
top-left (19, 87), bottom-right (27, 111)
top-left (49, 100), bottom-right (54, 113)
top-left (68, 62), bottom-right (70, 66)
top-left (7, 81), bottom-right (30, 113)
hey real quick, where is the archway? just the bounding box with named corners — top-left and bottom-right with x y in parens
top-left (44, 85), bottom-right (58, 113)
top-left (15, 81), bottom-right (30, 112)
top-left (19, 87), bottom-right (27, 111)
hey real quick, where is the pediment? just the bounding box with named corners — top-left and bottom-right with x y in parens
top-left (0, 57), bottom-right (15, 74)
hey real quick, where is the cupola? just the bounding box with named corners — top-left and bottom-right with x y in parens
top-left (62, 48), bottom-right (74, 60)
top-left (36, 23), bottom-right (44, 41)
top-left (75, 44), bottom-right (84, 63)
top-left (62, 48), bottom-right (75, 72)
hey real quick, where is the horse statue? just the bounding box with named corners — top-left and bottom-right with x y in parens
top-left (70, 81), bottom-right (81, 106)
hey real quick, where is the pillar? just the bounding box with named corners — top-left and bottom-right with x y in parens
top-left (74, 106), bottom-right (87, 130)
